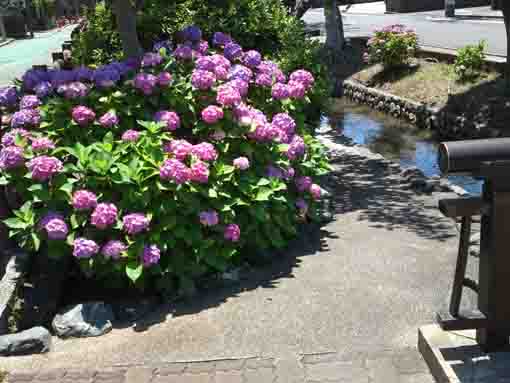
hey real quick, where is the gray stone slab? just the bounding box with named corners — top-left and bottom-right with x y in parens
top-left (0, 326), bottom-right (51, 356)
top-left (418, 324), bottom-right (510, 383)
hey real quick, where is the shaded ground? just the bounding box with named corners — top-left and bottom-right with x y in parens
top-left (0, 124), bottom-right (475, 382)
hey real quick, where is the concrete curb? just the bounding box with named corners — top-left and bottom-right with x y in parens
top-left (0, 39), bottom-right (15, 48)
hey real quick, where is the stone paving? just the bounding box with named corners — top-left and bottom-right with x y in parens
top-left (6, 351), bottom-right (434, 383)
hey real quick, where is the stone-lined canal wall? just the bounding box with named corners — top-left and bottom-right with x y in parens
top-left (342, 79), bottom-right (501, 140)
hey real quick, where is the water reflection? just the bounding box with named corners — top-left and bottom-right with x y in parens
top-left (327, 100), bottom-right (483, 195)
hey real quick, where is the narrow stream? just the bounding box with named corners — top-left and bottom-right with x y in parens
top-left (325, 100), bottom-right (483, 195)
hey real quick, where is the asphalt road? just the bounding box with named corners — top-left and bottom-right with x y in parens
top-left (303, 8), bottom-right (507, 57)
top-left (0, 25), bottom-right (75, 86)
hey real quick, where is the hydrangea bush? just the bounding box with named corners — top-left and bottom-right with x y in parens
top-left (0, 27), bottom-right (330, 290)
top-left (364, 24), bottom-right (418, 69)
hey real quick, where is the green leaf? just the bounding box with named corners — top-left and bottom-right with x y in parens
top-left (257, 178), bottom-right (271, 187)
top-left (3, 218), bottom-right (28, 229)
top-left (255, 187), bottom-right (273, 201)
top-left (126, 262), bottom-right (143, 283)
top-left (31, 233), bottom-right (41, 251)
top-left (59, 182), bottom-right (74, 197)
top-left (208, 188), bottom-right (218, 198)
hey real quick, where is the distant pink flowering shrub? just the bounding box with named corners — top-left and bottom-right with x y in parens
top-left (365, 24), bottom-right (418, 68)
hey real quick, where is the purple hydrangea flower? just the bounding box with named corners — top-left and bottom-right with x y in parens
top-left (158, 71), bottom-right (173, 87)
top-left (199, 210), bottom-right (219, 226)
top-left (34, 81), bottom-right (53, 98)
top-left (134, 73), bottom-right (158, 95)
top-left (122, 130), bottom-right (140, 142)
top-left (154, 110), bottom-right (180, 131)
top-left (11, 109), bottom-right (41, 128)
top-left (190, 161), bottom-right (209, 183)
top-left (201, 105), bottom-right (224, 124)
top-left (2, 129), bottom-right (31, 146)
top-left (224, 224), bottom-right (241, 242)
top-left (296, 198), bottom-right (308, 214)
top-left (282, 166), bottom-right (295, 180)
top-left (31, 137), bottom-right (55, 152)
top-left (20, 95), bottom-right (40, 109)
top-left (296, 176), bottom-right (312, 192)
top-left (228, 65), bottom-right (253, 82)
top-left (141, 244), bottom-right (160, 267)
top-left (123, 213), bottom-right (150, 235)
top-left (196, 40), bottom-right (209, 54)
top-left (72, 106), bottom-right (96, 126)
top-left (72, 190), bottom-right (98, 211)
top-left (90, 203), bottom-right (118, 229)
top-left (288, 80), bottom-right (306, 99)
top-left (164, 139), bottom-right (193, 160)
top-left (153, 39), bottom-right (172, 53)
top-left (210, 54), bottom-right (231, 70)
top-left (191, 69), bottom-right (216, 90)
top-left (174, 45), bottom-right (193, 60)
top-left (0, 146), bottom-right (24, 170)
top-left (216, 85), bottom-right (241, 107)
top-left (160, 158), bottom-right (191, 184)
top-left (142, 52), bottom-right (163, 67)
top-left (309, 184), bottom-right (322, 200)
top-left (224, 43), bottom-right (243, 61)
top-left (61, 81), bottom-right (89, 99)
top-left (233, 156), bottom-right (250, 170)
top-left (271, 83), bottom-right (290, 100)
top-left (73, 237), bottom-right (100, 258)
top-left (191, 143), bottom-right (218, 162)
top-left (182, 25), bottom-right (202, 42)
top-left (0, 87), bottom-right (18, 107)
top-left (214, 66), bottom-right (229, 81)
top-left (255, 73), bottom-right (273, 87)
top-left (75, 66), bottom-right (94, 82)
top-left (102, 240), bottom-right (127, 260)
top-left (242, 50), bottom-right (262, 68)
top-left (212, 32), bottom-right (232, 47)
top-left (257, 60), bottom-right (280, 74)
top-left (27, 156), bottom-right (63, 181)
top-left (195, 56), bottom-right (216, 72)
top-left (93, 67), bottom-right (121, 88)
top-left (39, 212), bottom-right (68, 240)
top-left (289, 69), bottom-right (315, 90)
top-left (286, 135), bottom-right (306, 160)
top-left (249, 123), bottom-right (279, 142)
top-left (272, 113), bottom-right (296, 137)
top-left (226, 79), bottom-right (249, 97)
top-left (266, 165), bottom-right (284, 179)
top-left (99, 111), bottom-right (119, 128)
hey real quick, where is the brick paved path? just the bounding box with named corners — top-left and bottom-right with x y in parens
top-left (7, 351), bottom-right (434, 383)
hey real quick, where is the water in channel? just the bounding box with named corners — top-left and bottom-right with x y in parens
top-left (325, 100), bottom-right (483, 195)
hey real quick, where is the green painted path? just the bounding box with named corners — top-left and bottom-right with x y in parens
top-left (0, 25), bottom-right (76, 86)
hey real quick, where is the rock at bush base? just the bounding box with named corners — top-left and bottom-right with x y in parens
top-left (52, 302), bottom-right (114, 338)
top-left (0, 326), bottom-right (51, 356)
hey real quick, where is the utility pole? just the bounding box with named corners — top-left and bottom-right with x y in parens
top-left (445, 0), bottom-right (455, 18)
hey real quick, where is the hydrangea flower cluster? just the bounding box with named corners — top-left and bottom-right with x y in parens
top-left (72, 106), bottom-right (96, 126)
top-left (0, 146), bottom-right (24, 170)
top-left (20, 95), bottom-right (41, 109)
top-left (72, 190), bottom-right (98, 211)
top-left (201, 105), bottom-right (224, 124)
top-left (39, 212), bottom-right (68, 240)
top-left (73, 238), bottom-right (100, 258)
top-left (0, 86), bottom-right (17, 107)
top-left (164, 139), bottom-right (193, 160)
top-left (142, 244), bottom-right (161, 267)
top-left (2, 129), bottom-right (31, 146)
top-left (122, 130), bottom-right (140, 142)
top-left (160, 158), bottom-right (191, 184)
top-left (123, 213), bottom-right (150, 235)
top-left (191, 69), bottom-right (216, 90)
top-left (155, 110), bottom-right (180, 131)
top-left (134, 73), bottom-right (158, 95)
top-left (199, 210), bottom-right (219, 226)
top-left (27, 156), bottom-right (63, 181)
top-left (233, 156), bottom-right (250, 170)
top-left (31, 137), bottom-right (55, 152)
top-left (224, 224), bottom-right (241, 242)
top-left (191, 143), bottom-right (218, 162)
top-left (99, 111), bottom-right (119, 128)
top-left (101, 240), bottom-right (127, 260)
top-left (91, 203), bottom-right (118, 229)
top-left (11, 109), bottom-right (41, 128)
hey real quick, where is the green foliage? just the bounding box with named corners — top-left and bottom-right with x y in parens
top-left (365, 24), bottom-right (418, 69)
top-left (454, 40), bottom-right (486, 82)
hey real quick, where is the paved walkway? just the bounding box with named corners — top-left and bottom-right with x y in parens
top-left (0, 25), bottom-right (76, 86)
top-left (1, 121), bottom-right (476, 382)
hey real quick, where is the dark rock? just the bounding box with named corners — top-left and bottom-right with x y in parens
top-left (0, 326), bottom-right (51, 356)
top-left (401, 167), bottom-right (425, 179)
top-left (111, 297), bottom-right (159, 323)
top-left (0, 249), bottom-right (30, 335)
top-left (18, 247), bottom-right (71, 331)
top-left (52, 302), bottom-right (114, 338)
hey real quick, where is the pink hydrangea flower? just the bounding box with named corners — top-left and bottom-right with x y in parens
top-left (190, 161), bottom-right (209, 183)
top-left (39, 212), bottom-right (68, 240)
top-left (195, 56), bottom-right (216, 72)
top-left (226, 79), bottom-right (249, 97)
top-left (31, 137), bottom-right (55, 152)
top-left (99, 111), bottom-right (119, 128)
top-left (271, 83), bottom-right (290, 100)
top-left (210, 54), bottom-right (231, 70)
top-left (272, 113), bottom-right (296, 136)
top-left (255, 73), bottom-right (273, 87)
top-left (309, 184), bottom-right (322, 200)
top-left (2, 128), bottom-right (31, 147)
top-left (154, 110), bottom-right (180, 131)
top-left (216, 85), bottom-right (241, 107)
top-left (72, 106), bottom-right (96, 126)
top-left (296, 176), bottom-right (312, 192)
top-left (158, 71), bottom-right (173, 87)
top-left (214, 66), bottom-right (229, 80)
top-left (233, 156), bottom-right (250, 170)
top-left (122, 213), bottom-right (150, 235)
top-left (289, 69), bottom-right (315, 90)
top-left (201, 105), bottom-right (224, 124)
top-left (160, 158), bottom-right (191, 184)
top-left (90, 203), bottom-right (118, 229)
top-left (101, 240), bottom-right (127, 260)
top-left (210, 129), bottom-right (226, 141)
top-left (286, 135), bottom-right (306, 160)
top-left (191, 69), bottom-right (216, 90)
top-left (164, 139), bottom-right (193, 160)
top-left (20, 95), bottom-right (41, 109)
top-left (73, 237), bottom-right (99, 258)
top-left (174, 45), bottom-right (193, 60)
top-left (288, 80), bottom-right (306, 99)
top-left (224, 223), bottom-right (240, 242)
top-left (27, 155), bottom-right (63, 181)
top-left (191, 142), bottom-right (218, 161)
top-left (199, 210), bottom-right (219, 226)
top-left (121, 130), bottom-right (140, 142)
top-left (0, 146), bottom-right (24, 170)
top-left (134, 73), bottom-right (158, 95)
top-left (72, 190), bottom-right (98, 211)
top-left (141, 244), bottom-right (160, 267)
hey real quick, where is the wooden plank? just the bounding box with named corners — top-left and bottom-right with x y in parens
top-left (439, 197), bottom-right (486, 218)
top-left (437, 310), bottom-right (487, 331)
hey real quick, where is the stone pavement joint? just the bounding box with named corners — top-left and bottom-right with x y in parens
top-left (6, 353), bottom-right (435, 383)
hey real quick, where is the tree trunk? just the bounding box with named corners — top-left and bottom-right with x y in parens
top-left (112, 0), bottom-right (143, 59)
top-left (0, 15), bottom-right (6, 42)
top-left (324, 0), bottom-right (345, 96)
top-left (503, 2), bottom-right (510, 92)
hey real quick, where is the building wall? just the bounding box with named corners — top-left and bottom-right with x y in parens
top-left (386, 0), bottom-right (490, 13)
